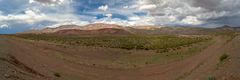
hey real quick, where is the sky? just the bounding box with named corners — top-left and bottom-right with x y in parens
top-left (0, 0), bottom-right (240, 34)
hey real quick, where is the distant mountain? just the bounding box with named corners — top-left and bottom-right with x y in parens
top-left (24, 24), bottom-right (125, 33)
top-left (21, 24), bottom-right (240, 35)
top-left (54, 28), bottom-right (132, 35)
top-left (216, 25), bottom-right (240, 31)
top-left (82, 23), bottom-right (124, 30)
top-left (21, 23), bottom-right (161, 34)
top-left (130, 26), bottom-right (161, 30)
top-left (22, 25), bottom-right (81, 34)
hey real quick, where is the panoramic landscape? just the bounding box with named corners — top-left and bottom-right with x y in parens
top-left (1, 0), bottom-right (240, 80)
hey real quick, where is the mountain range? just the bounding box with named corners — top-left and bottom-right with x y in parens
top-left (21, 23), bottom-right (240, 35)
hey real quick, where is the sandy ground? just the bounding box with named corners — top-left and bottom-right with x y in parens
top-left (0, 35), bottom-right (240, 80)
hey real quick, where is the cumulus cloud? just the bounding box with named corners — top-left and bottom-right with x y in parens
top-left (0, 8), bottom-right (81, 25)
top-left (0, 9), bottom-right (44, 24)
top-left (98, 5), bottom-right (109, 11)
top-left (181, 16), bottom-right (203, 25)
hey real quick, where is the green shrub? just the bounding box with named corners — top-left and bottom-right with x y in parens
top-left (54, 73), bottom-right (61, 77)
top-left (208, 76), bottom-right (216, 80)
top-left (219, 53), bottom-right (229, 62)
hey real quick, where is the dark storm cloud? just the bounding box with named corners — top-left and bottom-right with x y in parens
top-left (190, 0), bottom-right (220, 10)
top-left (190, 0), bottom-right (240, 11)
top-left (191, 0), bottom-right (240, 26)
top-left (143, 0), bottom-right (240, 27)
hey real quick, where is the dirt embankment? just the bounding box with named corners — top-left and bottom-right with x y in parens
top-left (0, 35), bottom-right (240, 80)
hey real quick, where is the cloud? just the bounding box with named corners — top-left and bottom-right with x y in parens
top-left (181, 16), bottom-right (203, 25)
top-left (129, 16), bottom-right (141, 21)
top-left (46, 21), bottom-right (89, 28)
top-left (92, 14), bottom-right (154, 26)
top-left (93, 18), bottom-right (129, 26)
top-left (138, 0), bottom-right (240, 27)
top-left (139, 4), bottom-right (157, 10)
top-left (1, 0), bottom-right (240, 34)
top-left (105, 13), bottom-right (112, 18)
top-left (98, 5), bottom-right (109, 11)
top-left (0, 24), bottom-right (8, 29)
top-left (0, 9), bottom-right (44, 24)
top-left (29, 0), bottom-right (66, 6)
top-left (0, 0), bottom-right (83, 25)
top-left (0, 9), bottom-right (80, 25)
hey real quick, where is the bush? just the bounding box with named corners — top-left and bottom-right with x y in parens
top-left (54, 73), bottom-right (61, 77)
top-left (219, 53), bottom-right (229, 62)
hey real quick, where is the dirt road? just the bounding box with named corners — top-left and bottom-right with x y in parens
top-left (0, 35), bottom-right (239, 80)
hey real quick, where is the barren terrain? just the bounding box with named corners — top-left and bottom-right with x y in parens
top-left (0, 33), bottom-right (240, 80)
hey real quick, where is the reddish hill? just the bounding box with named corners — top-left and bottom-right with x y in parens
top-left (23, 23), bottom-right (240, 35)
top-left (54, 28), bottom-right (132, 35)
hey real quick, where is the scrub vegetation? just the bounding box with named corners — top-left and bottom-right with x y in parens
top-left (16, 34), bottom-right (210, 50)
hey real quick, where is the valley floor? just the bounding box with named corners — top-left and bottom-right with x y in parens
top-left (0, 35), bottom-right (240, 80)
